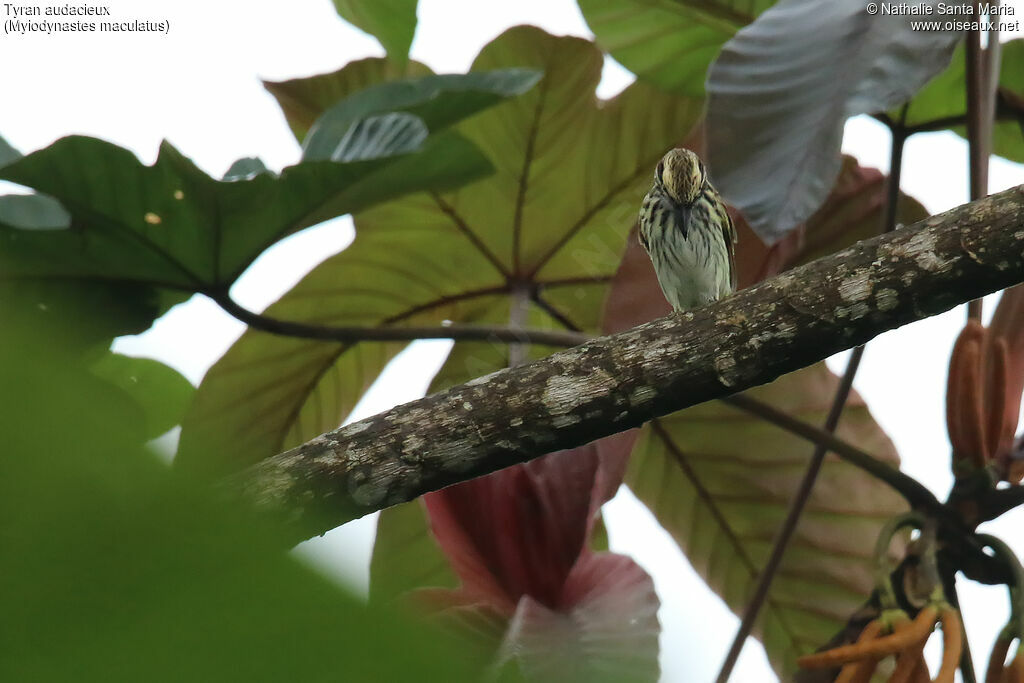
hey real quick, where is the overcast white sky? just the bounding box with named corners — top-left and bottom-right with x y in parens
top-left (3, 1), bottom-right (1024, 680)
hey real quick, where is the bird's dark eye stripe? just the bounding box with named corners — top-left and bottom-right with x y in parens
top-left (656, 160), bottom-right (664, 178)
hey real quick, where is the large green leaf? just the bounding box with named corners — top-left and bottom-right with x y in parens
top-left (0, 138), bottom-right (160, 354)
top-left (332, 0), bottom-right (418, 69)
top-left (0, 324), bottom-right (483, 683)
top-left (177, 26), bottom-right (701, 475)
top-left (578, 0), bottom-right (776, 95)
top-left (264, 58), bottom-right (433, 141)
top-left (891, 39), bottom-right (1024, 164)
top-left (0, 134), bottom-right (490, 291)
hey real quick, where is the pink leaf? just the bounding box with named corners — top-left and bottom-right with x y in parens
top-left (424, 448), bottom-right (600, 609)
top-left (495, 552), bottom-right (661, 683)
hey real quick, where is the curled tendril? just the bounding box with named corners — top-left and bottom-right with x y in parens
top-left (799, 513), bottom-right (964, 681)
top-left (873, 512), bottom-right (927, 610)
top-left (978, 534), bottom-right (1024, 683)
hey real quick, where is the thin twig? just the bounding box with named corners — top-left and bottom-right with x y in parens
top-left (939, 556), bottom-right (977, 683)
top-left (715, 348), bottom-right (865, 682)
top-left (966, 3), bottom-right (990, 322)
top-left (882, 129), bottom-right (907, 235)
top-left (869, 97), bottom-right (1024, 136)
top-left (209, 290), bottom-right (591, 347)
top-left (966, 6), bottom-right (987, 201)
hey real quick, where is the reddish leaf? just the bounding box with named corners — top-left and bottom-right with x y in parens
top-left (736, 156), bottom-right (928, 288)
top-left (424, 447), bottom-right (600, 610)
top-left (495, 553), bottom-right (660, 683)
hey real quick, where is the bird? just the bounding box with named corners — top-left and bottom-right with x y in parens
top-left (638, 148), bottom-right (737, 312)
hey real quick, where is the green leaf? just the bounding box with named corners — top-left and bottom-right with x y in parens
top-left (0, 193), bottom-right (70, 230)
top-left (177, 26), bottom-right (702, 476)
top-left (264, 58), bottom-right (433, 142)
top-left (706, 0), bottom-right (960, 241)
top-left (0, 133), bottom-right (491, 290)
top-left (0, 324), bottom-right (484, 683)
top-left (332, 0), bottom-right (418, 69)
top-left (991, 41), bottom-right (1024, 164)
top-left (578, 0), bottom-right (776, 95)
top-left (90, 353), bottom-right (195, 439)
top-left (370, 500), bottom-right (458, 604)
top-left (222, 156), bottom-right (270, 181)
top-left (0, 134), bottom-right (21, 167)
top-left (0, 135), bottom-right (70, 231)
top-left (301, 69), bottom-right (543, 162)
top-left (893, 39), bottom-right (1024, 164)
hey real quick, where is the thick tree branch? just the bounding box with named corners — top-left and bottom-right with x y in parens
top-left (225, 186), bottom-right (1024, 543)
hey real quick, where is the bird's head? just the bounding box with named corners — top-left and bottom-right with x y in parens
top-left (655, 148), bottom-right (707, 206)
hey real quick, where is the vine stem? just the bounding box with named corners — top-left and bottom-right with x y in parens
top-left (965, 0), bottom-right (1001, 322)
top-left (715, 348), bottom-right (864, 683)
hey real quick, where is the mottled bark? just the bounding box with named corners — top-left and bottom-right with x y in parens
top-left (225, 186), bottom-right (1024, 543)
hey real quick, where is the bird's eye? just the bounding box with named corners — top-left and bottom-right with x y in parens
top-left (656, 160), bottom-right (665, 181)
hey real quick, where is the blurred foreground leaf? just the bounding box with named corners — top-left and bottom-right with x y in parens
top-left (0, 324), bottom-right (483, 683)
top-left (90, 353), bottom-right (195, 440)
